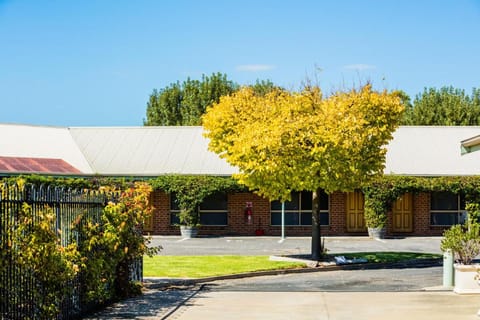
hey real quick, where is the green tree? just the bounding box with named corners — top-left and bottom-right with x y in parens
top-left (402, 86), bottom-right (480, 125)
top-left (145, 84), bottom-right (183, 126)
top-left (144, 73), bottom-right (237, 126)
top-left (203, 85), bottom-right (404, 259)
top-left (144, 73), bottom-right (281, 126)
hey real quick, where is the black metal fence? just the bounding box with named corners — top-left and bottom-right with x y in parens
top-left (0, 183), bottom-right (142, 319)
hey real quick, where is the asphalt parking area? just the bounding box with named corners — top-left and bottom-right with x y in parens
top-left (202, 266), bottom-right (443, 292)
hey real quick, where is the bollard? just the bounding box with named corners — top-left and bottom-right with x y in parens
top-left (443, 249), bottom-right (454, 288)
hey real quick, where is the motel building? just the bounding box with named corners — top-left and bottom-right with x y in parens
top-left (1, 123), bottom-right (480, 237)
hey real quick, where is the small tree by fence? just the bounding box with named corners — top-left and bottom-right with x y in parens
top-left (0, 181), bottom-right (156, 320)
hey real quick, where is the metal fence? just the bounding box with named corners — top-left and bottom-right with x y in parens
top-left (0, 183), bottom-right (142, 319)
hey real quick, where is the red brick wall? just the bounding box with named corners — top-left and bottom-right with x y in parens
top-left (146, 190), bottom-right (444, 236)
top-left (328, 191), bottom-right (348, 235)
top-left (150, 190), bottom-right (175, 235)
top-left (413, 192), bottom-right (447, 236)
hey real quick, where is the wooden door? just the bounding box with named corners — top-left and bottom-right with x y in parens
top-left (346, 191), bottom-right (366, 232)
top-left (392, 193), bottom-right (413, 232)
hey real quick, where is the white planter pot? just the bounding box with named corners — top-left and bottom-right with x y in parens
top-left (180, 226), bottom-right (198, 238)
top-left (454, 264), bottom-right (480, 294)
top-left (368, 227), bottom-right (386, 239)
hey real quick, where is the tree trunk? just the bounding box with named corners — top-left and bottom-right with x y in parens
top-left (311, 188), bottom-right (322, 260)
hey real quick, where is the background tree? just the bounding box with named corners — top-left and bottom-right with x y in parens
top-left (144, 73), bottom-right (280, 126)
top-left (203, 85), bottom-right (404, 259)
top-left (402, 86), bottom-right (480, 125)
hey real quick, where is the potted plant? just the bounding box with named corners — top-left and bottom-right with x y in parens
top-left (441, 202), bottom-right (480, 294)
top-left (364, 197), bottom-right (387, 239)
top-left (177, 207), bottom-right (200, 238)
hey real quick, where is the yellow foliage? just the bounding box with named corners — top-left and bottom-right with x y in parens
top-left (203, 85), bottom-right (404, 201)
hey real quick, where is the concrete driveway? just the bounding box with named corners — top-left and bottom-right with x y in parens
top-left (88, 265), bottom-right (480, 320)
top-left (172, 290), bottom-right (480, 320)
top-left (87, 236), bottom-right (480, 320)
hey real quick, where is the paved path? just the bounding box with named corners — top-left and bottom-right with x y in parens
top-left (171, 291), bottom-right (480, 320)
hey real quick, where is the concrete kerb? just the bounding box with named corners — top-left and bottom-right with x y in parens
top-left (143, 256), bottom-right (443, 290)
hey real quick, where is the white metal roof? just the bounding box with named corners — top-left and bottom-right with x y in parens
top-left (1, 124), bottom-right (480, 177)
top-left (68, 126), bottom-right (237, 176)
top-left (384, 126), bottom-right (480, 176)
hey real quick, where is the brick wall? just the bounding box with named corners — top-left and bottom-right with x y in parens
top-left (413, 192), bottom-right (447, 236)
top-left (150, 190), bottom-right (174, 235)
top-left (146, 189), bottom-right (445, 237)
top-left (328, 191), bottom-right (348, 235)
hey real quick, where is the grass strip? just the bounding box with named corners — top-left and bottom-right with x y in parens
top-left (334, 252), bottom-right (441, 263)
top-left (144, 252), bottom-right (442, 278)
top-left (143, 255), bottom-right (306, 278)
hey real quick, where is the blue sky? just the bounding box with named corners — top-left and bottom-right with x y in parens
top-left (1, 0), bottom-right (479, 126)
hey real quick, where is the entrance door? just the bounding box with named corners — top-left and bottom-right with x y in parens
top-left (392, 193), bottom-right (413, 232)
top-left (346, 191), bottom-right (366, 232)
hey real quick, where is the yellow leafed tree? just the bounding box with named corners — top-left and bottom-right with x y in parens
top-left (203, 84), bottom-right (404, 259)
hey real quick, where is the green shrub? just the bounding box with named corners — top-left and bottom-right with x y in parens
top-left (441, 203), bottom-right (480, 265)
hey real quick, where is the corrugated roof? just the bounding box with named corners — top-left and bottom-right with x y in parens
top-left (0, 156), bottom-right (81, 174)
top-left (68, 126), bottom-right (238, 176)
top-left (1, 124), bottom-right (480, 177)
top-left (384, 126), bottom-right (480, 176)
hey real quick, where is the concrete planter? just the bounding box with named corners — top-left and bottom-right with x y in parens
top-left (368, 227), bottom-right (386, 239)
top-left (454, 264), bottom-right (480, 294)
top-left (180, 226), bottom-right (198, 238)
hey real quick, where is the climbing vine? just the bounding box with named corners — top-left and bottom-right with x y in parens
top-left (361, 175), bottom-right (480, 228)
top-left (150, 175), bottom-right (243, 226)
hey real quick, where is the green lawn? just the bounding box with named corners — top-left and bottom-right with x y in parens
top-left (143, 255), bottom-right (306, 278)
top-left (143, 252), bottom-right (441, 278)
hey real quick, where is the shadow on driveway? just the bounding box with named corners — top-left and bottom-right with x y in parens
top-left (83, 285), bottom-right (203, 320)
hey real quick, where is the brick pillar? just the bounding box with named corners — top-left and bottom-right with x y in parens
top-left (150, 190), bottom-right (179, 235)
top-left (328, 191), bottom-right (347, 235)
top-left (414, 192), bottom-right (431, 235)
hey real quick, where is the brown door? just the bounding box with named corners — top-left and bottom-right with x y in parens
top-left (346, 191), bottom-right (366, 232)
top-left (392, 193), bottom-right (413, 232)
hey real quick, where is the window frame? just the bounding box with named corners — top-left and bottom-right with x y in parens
top-left (430, 191), bottom-right (466, 227)
top-left (170, 192), bottom-right (229, 226)
top-left (270, 191), bottom-right (329, 226)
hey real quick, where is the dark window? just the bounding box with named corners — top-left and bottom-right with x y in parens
top-left (430, 192), bottom-right (466, 226)
top-left (271, 191), bottom-right (329, 226)
top-left (170, 192), bottom-right (228, 226)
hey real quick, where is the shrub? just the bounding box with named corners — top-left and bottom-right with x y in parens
top-left (441, 203), bottom-right (480, 265)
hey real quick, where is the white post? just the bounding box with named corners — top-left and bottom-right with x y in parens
top-left (280, 201), bottom-right (285, 242)
top-left (443, 249), bottom-right (454, 288)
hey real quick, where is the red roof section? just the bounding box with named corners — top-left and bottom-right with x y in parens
top-left (0, 156), bottom-right (82, 174)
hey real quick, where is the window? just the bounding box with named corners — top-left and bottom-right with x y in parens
top-left (170, 192), bottom-right (228, 226)
top-left (271, 191), bottom-right (329, 226)
top-left (430, 192), bottom-right (466, 226)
